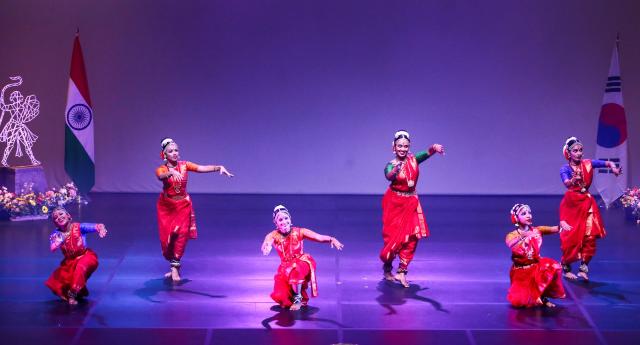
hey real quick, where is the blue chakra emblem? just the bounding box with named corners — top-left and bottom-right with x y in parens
top-left (66, 104), bottom-right (92, 130)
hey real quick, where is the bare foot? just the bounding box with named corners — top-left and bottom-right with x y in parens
top-left (290, 301), bottom-right (302, 311)
top-left (544, 300), bottom-right (556, 308)
top-left (394, 272), bottom-right (410, 288)
top-left (563, 271), bottom-right (577, 280)
top-left (67, 296), bottom-right (78, 305)
top-left (164, 271), bottom-right (172, 279)
top-left (383, 272), bottom-right (395, 281)
top-left (170, 267), bottom-right (181, 282)
top-left (577, 271), bottom-right (589, 281)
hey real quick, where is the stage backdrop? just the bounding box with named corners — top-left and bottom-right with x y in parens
top-left (1, 0), bottom-right (638, 194)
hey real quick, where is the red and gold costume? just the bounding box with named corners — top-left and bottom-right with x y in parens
top-left (46, 223), bottom-right (100, 300)
top-left (380, 150), bottom-right (432, 273)
top-left (265, 227), bottom-right (324, 308)
top-left (559, 159), bottom-right (607, 265)
top-left (156, 161), bottom-right (199, 265)
top-left (506, 226), bottom-right (565, 307)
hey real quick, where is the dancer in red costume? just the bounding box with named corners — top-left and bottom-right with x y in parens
top-left (559, 137), bottom-right (621, 281)
top-left (380, 130), bottom-right (444, 287)
top-left (45, 207), bottom-right (107, 305)
top-left (506, 204), bottom-right (571, 308)
top-left (156, 137), bottom-right (233, 282)
top-left (262, 205), bottom-right (344, 311)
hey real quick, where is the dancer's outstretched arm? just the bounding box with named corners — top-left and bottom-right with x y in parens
top-left (79, 223), bottom-right (108, 238)
top-left (302, 229), bottom-right (344, 250)
top-left (196, 164), bottom-right (234, 177)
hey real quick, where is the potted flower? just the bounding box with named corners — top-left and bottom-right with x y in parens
top-left (0, 182), bottom-right (83, 221)
top-left (621, 187), bottom-right (640, 224)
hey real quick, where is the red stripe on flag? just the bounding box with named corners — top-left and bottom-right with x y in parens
top-left (70, 35), bottom-right (92, 107)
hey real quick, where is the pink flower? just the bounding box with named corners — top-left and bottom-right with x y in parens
top-left (69, 189), bottom-right (77, 198)
top-left (45, 191), bottom-right (54, 198)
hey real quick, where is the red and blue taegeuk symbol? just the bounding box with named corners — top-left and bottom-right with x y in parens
top-left (596, 103), bottom-right (627, 148)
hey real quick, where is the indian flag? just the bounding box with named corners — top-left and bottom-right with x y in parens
top-left (64, 32), bottom-right (95, 194)
top-left (594, 36), bottom-right (628, 206)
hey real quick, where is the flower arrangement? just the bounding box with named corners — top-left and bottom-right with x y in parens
top-left (620, 187), bottom-right (640, 224)
top-left (0, 182), bottom-right (82, 220)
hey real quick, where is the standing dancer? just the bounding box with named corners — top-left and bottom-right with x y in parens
top-left (559, 136), bottom-right (621, 280)
top-left (506, 204), bottom-right (570, 308)
top-left (262, 205), bottom-right (344, 311)
top-left (156, 138), bottom-right (233, 282)
top-left (46, 207), bottom-right (107, 305)
top-left (380, 130), bottom-right (444, 287)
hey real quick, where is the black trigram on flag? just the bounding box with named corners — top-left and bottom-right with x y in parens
top-left (597, 158), bottom-right (620, 174)
top-left (605, 76), bottom-right (621, 93)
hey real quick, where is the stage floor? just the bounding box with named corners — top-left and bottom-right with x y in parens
top-left (0, 193), bottom-right (639, 345)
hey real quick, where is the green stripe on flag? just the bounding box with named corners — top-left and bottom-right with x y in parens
top-left (64, 125), bottom-right (95, 194)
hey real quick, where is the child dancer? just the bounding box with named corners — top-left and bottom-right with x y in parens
top-left (262, 205), bottom-right (344, 310)
top-left (45, 207), bottom-right (107, 305)
top-left (559, 137), bottom-right (621, 280)
top-left (506, 203), bottom-right (570, 308)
